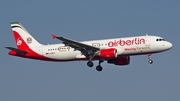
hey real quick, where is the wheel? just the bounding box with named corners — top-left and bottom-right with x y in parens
top-left (87, 61), bottom-right (93, 67)
top-left (96, 65), bottom-right (103, 71)
top-left (148, 60), bottom-right (153, 64)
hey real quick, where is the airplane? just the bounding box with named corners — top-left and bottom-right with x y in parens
top-left (5, 22), bottom-right (172, 71)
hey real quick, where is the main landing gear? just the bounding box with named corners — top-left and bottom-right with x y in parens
top-left (87, 61), bottom-right (93, 67)
top-left (96, 60), bottom-right (103, 72)
top-left (87, 60), bottom-right (104, 72)
top-left (148, 53), bottom-right (153, 64)
top-left (87, 55), bottom-right (94, 67)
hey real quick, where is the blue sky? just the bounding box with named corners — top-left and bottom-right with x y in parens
top-left (0, 0), bottom-right (179, 101)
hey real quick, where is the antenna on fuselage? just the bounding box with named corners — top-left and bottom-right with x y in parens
top-left (146, 34), bottom-right (148, 36)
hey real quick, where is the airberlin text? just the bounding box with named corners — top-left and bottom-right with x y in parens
top-left (108, 38), bottom-right (145, 47)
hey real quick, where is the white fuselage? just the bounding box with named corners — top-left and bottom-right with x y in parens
top-left (33, 35), bottom-right (172, 61)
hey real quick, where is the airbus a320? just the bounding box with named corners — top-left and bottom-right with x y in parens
top-left (5, 22), bottom-right (173, 71)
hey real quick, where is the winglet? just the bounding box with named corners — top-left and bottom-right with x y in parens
top-left (52, 34), bottom-right (57, 39)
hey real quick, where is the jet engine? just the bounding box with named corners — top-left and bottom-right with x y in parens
top-left (98, 48), bottom-right (124, 59)
top-left (107, 56), bottom-right (130, 65)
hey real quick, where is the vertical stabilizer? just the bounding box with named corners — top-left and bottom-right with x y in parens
top-left (10, 22), bottom-right (42, 50)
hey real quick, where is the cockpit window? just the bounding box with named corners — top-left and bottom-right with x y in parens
top-left (156, 38), bottom-right (165, 41)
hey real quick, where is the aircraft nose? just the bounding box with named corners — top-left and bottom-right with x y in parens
top-left (166, 42), bottom-right (173, 49)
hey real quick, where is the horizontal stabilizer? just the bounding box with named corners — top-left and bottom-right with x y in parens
top-left (5, 46), bottom-right (28, 53)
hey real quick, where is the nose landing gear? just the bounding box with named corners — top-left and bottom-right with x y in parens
top-left (148, 53), bottom-right (153, 64)
top-left (148, 59), bottom-right (153, 64)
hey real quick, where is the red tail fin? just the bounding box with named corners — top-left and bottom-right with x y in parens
top-left (13, 30), bottom-right (29, 50)
top-left (11, 22), bottom-right (42, 50)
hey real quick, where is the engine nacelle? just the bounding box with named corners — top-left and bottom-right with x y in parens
top-left (107, 56), bottom-right (130, 66)
top-left (99, 48), bottom-right (117, 59)
top-left (98, 48), bottom-right (124, 59)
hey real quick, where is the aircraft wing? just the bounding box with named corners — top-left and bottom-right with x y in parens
top-left (52, 34), bottom-right (100, 56)
top-left (5, 47), bottom-right (28, 53)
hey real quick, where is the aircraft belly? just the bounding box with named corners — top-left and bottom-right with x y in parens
top-left (44, 51), bottom-right (80, 60)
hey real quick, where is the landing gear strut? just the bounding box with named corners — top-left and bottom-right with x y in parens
top-left (148, 53), bottom-right (153, 64)
top-left (87, 55), bottom-right (94, 67)
top-left (96, 60), bottom-right (103, 72)
top-left (86, 53), bottom-right (104, 71)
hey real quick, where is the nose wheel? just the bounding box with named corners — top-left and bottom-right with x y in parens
top-left (148, 53), bottom-right (153, 64)
top-left (148, 59), bottom-right (153, 64)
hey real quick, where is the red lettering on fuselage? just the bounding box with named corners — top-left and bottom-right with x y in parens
top-left (108, 38), bottom-right (145, 47)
